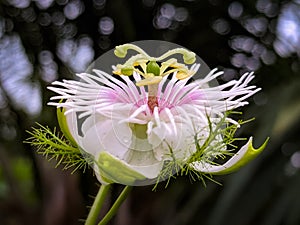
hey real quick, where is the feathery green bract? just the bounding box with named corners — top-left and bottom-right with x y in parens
top-left (154, 111), bottom-right (249, 189)
top-left (25, 123), bottom-right (90, 173)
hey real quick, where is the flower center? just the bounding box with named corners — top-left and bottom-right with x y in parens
top-left (145, 82), bottom-right (159, 113)
top-left (112, 43), bottom-right (198, 113)
top-left (148, 94), bottom-right (158, 113)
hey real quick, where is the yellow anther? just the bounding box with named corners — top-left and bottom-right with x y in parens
top-left (176, 72), bottom-right (189, 80)
top-left (160, 58), bottom-right (177, 73)
top-left (133, 60), bottom-right (148, 74)
top-left (176, 70), bottom-right (196, 80)
top-left (113, 69), bottom-right (122, 75)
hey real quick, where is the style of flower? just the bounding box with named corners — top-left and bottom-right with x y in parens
top-left (48, 43), bottom-right (268, 186)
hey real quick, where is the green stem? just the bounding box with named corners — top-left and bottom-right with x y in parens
top-left (85, 184), bottom-right (111, 225)
top-left (98, 186), bottom-right (133, 225)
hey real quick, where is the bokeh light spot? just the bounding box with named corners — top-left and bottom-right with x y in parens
top-left (153, 15), bottom-right (171, 29)
top-left (153, 4), bottom-right (188, 30)
top-left (52, 11), bottom-right (66, 26)
top-left (160, 3), bottom-right (176, 19)
top-left (93, 0), bottom-right (106, 9)
top-left (8, 0), bottom-right (30, 9)
top-left (0, 34), bottom-right (42, 116)
top-left (291, 151), bottom-right (300, 168)
top-left (261, 49), bottom-right (276, 65)
top-left (245, 57), bottom-right (261, 71)
top-left (243, 17), bottom-right (268, 37)
top-left (98, 36), bottom-right (111, 50)
top-left (231, 53), bottom-right (246, 68)
top-left (21, 7), bottom-right (37, 23)
top-left (57, 36), bottom-right (94, 72)
top-left (98, 17), bottom-right (114, 35)
top-left (64, 0), bottom-right (85, 20)
top-left (38, 12), bottom-right (51, 26)
top-left (63, 23), bottom-right (78, 38)
top-left (222, 68), bottom-right (237, 81)
top-left (228, 2), bottom-right (243, 19)
top-left (256, 0), bottom-right (278, 17)
top-left (35, 0), bottom-right (54, 9)
top-left (174, 7), bottom-right (188, 22)
top-left (212, 18), bottom-right (231, 35)
top-left (275, 2), bottom-right (300, 57)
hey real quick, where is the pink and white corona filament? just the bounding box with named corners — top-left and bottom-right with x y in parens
top-left (48, 43), bottom-right (268, 185)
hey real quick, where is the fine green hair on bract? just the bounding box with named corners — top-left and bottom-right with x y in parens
top-left (153, 111), bottom-right (251, 189)
top-left (25, 123), bottom-right (91, 173)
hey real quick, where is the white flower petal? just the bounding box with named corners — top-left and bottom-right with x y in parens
top-left (130, 162), bottom-right (163, 179)
top-left (80, 116), bottom-right (132, 159)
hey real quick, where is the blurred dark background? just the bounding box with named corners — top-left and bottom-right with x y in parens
top-left (0, 0), bottom-right (300, 224)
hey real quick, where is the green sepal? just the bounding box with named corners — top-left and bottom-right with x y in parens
top-left (146, 61), bottom-right (160, 76)
top-left (56, 103), bottom-right (77, 146)
top-left (97, 152), bottom-right (146, 185)
top-left (99, 173), bottom-right (114, 184)
top-left (215, 137), bottom-right (269, 174)
top-left (191, 137), bottom-right (269, 175)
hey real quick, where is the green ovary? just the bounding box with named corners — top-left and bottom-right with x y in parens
top-left (146, 61), bottom-right (160, 76)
